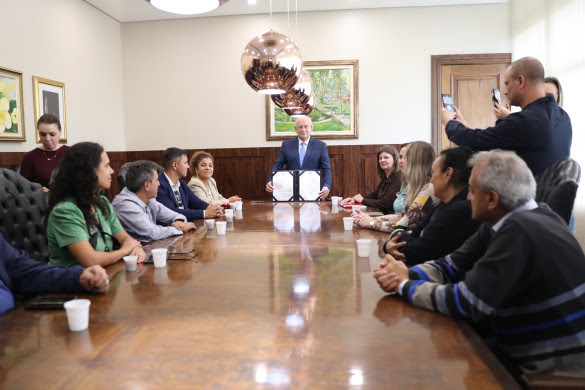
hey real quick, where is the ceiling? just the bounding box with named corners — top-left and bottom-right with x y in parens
top-left (83, 0), bottom-right (507, 23)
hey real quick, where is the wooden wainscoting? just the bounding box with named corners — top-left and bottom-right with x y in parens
top-left (2, 144), bottom-right (401, 202)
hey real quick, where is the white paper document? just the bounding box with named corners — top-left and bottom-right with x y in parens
top-left (298, 170), bottom-right (321, 201)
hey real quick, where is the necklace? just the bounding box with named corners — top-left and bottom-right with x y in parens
top-left (42, 149), bottom-right (58, 161)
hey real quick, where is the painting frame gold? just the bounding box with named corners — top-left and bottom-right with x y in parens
top-left (0, 66), bottom-right (26, 142)
top-left (266, 59), bottom-right (359, 141)
top-left (33, 76), bottom-right (67, 143)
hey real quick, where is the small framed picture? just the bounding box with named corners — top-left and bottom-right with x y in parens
top-left (33, 76), bottom-right (67, 143)
top-left (0, 66), bottom-right (26, 142)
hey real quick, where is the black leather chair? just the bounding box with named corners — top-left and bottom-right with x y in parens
top-left (0, 169), bottom-right (49, 262)
top-left (117, 160), bottom-right (164, 190)
top-left (535, 158), bottom-right (581, 225)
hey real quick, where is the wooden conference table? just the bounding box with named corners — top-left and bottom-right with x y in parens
top-left (0, 201), bottom-right (519, 389)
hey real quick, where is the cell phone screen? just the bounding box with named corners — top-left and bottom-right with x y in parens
top-left (492, 88), bottom-right (502, 105)
top-left (441, 94), bottom-right (455, 112)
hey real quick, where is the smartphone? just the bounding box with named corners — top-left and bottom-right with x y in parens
top-left (492, 88), bottom-right (502, 105)
top-left (441, 93), bottom-right (456, 119)
top-left (25, 296), bottom-right (76, 310)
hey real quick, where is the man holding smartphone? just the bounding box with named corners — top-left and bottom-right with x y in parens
top-left (441, 56), bottom-right (571, 177)
top-left (0, 233), bottom-right (109, 315)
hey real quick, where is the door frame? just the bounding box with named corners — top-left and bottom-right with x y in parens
top-left (430, 53), bottom-right (512, 152)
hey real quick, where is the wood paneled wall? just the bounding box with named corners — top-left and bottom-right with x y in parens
top-left (1, 144), bottom-right (400, 201)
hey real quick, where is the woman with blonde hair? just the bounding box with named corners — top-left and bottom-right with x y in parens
top-left (339, 145), bottom-right (402, 214)
top-left (188, 151), bottom-right (241, 205)
top-left (355, 141), bottom-right (438, 232)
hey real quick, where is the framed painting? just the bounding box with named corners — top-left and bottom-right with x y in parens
top-left (266, 59), bottom-right (359, 140)
top-left (0, 66), bottom-right (25, 142)
top-left (33, 76), bottom-right (67, 143)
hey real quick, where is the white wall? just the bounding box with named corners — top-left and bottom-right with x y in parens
top-left (0, 2), bottom-right (509, 153)
top-left (509, 0), bottom-right (585, 244)
top-left (121, 3), bottom-right (511, 150)
top-left (0, 0), bottom-right (125, 152)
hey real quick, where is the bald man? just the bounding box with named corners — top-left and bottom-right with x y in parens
top-left (441, 56), bottom-right (572, 176)
top-left (266, 116), bottom-right (332, 199)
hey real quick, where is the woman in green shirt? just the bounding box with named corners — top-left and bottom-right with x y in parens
top-left (47, 142), bottom-right (145, 267)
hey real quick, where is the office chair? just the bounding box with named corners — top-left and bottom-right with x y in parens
top-left (117, 160), bottom-right (164, 190)
top-left (535, 157), bottom-right (581, 225)
top-left (0, 169), bottom-right (49, 262)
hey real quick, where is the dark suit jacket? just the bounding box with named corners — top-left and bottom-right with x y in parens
top-left (268, 137), bottom-right (332, 190)
top-left (445, 95), bottom-right (572, 176)
top-left (0, 233), bottom-right (84, 298)
top-left (157, 174), bottom-right (209, 220)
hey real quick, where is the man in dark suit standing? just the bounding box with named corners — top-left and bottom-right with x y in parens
top-left (266, 116), bottom-right (332, 199)
top-left (157, 148), bottom-right (223, 220)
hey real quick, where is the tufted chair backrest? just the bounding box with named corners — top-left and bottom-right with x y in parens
top-left (117, 160), bottom-right (165, 191)
top-left (0, 169), bottom-right (49, 262)
top-left (535, 158), bottom-right (581, 225)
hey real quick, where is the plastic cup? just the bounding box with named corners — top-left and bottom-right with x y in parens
top-left (151, 248), bottom-right (168, 268)
top-left (216, 221), bottom-right (227, 235)
top-left (343, 217), bottom-right (354, 231)
top-left (64, 299), bottom-right (91, 332)
top-left (356, 239), bottom-right (371, 257)
top-left (225, 209), bottom-right (234, 223)
top-left (351, 205), bottom-right (361, 215)
top-left (234, 201), bottom-right (243, 211)
top-left (360, 205), bottom-right (367, 212)
top-left (205, 219), bottom-right (215, 230)
top-left (331, 196), bottom-right (341, 206)
top-left (123, 256), bottom-right (138, 272)
top-left (229, 203), bottom-right (236, 210)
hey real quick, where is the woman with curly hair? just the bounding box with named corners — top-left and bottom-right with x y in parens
top-left (187, 151), bottom-right (241, 205)
top-left (47, 142), bottom-right (145, 267)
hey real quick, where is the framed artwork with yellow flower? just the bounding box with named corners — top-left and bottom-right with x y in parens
top-left (33, 76), bottom-right (67, 143)
top-left (0, 66), bottom-right (25, 142)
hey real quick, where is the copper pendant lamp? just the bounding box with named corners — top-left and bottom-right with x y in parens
top-left (271, 69), bottom-right (312, 109)
top-left (148, 0), bottom-right (228, 15)
top-left (285, 92), bottom-right (315, 117)
top-left (241, 30), bottom-right (302, 95)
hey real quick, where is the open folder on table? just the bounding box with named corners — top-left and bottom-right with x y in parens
top-left (272, 170), bottom-right (322, 201)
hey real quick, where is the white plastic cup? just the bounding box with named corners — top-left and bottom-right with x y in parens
top-left (331, 196), bottom-right (341, 206)
top-left (360, 205), bottom-right (367, 213)
top-left (343, 217), bottom-right (354, 231)
top-left (225, 209), bottom-right (234, 223)
top-left (205, 219), bottom-right (215, 230)
top-left (123, 256), bottom-right (138, 272)
top-left (64, 299), bottom-right (91, 332)
top-left (351, 205), bottom-right (361, 215)
top-left (229, 203), bottom-right (236, 210)
top-left (356, 239), bottom-right (372, 257)
top-left (151, 248), bottom-right (168, 268)
top-left (216, 221), bottom-right (227, 235)
top-left (234, 201), bottom-right (243, 211)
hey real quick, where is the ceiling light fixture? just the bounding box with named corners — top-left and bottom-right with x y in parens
top-left (148, 0), bottom-right (228, 15)
top-left (272, 69), bottom-right (312, 109)
top-left (241, 30), bottom-right (302, 95)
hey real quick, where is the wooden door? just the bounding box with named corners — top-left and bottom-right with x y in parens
top-left (431, 54), bottom-right (511, 152)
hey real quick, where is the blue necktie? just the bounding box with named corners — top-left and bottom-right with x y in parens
top-left (299, 141), bottom-right (306, 166)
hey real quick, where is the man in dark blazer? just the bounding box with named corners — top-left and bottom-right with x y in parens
top-left (157, 148), bottom-right (223, 221)
top-left (266, 116), bottom-right (332, 199)
top-left (0, 233), bottom-right (109, 316)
